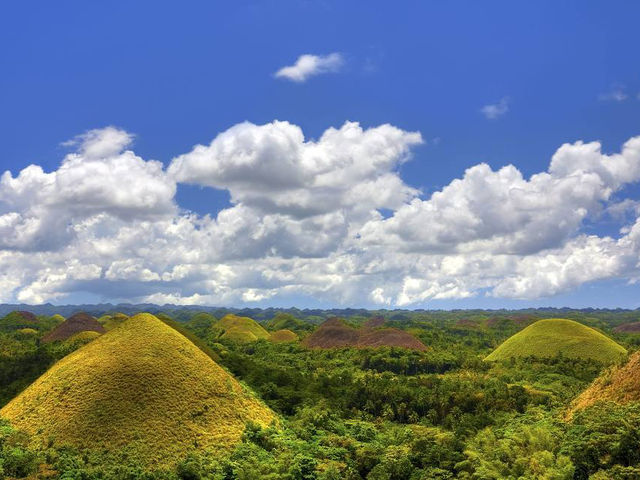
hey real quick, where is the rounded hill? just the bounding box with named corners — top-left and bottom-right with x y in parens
top-left (97, 312), bottom-right (129, 331)
top-left (0, 313), bottom-right (276, 467)
top-left (41, 312), bottom-right (106, 343)
top-left (304, 318), bottom-right (426, 351)
top-left (270, 329), bottom-right (299, 343)
top-left (0, 311), bottom-right (39, 332)
top-left (613, 321), bottom-right (640, 334)
top-left (485, 318), bottom-right (627, 364)
top-left (212, 314), bottom-right (271, 342)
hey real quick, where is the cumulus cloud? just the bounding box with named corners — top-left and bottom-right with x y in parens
top-left (275, 53), bottom-right (344, 82)
top-left (2, 122), bottom-right (640, 306)
top-left (0, 127), bottom-right (175, 251)
top-left (360, 137), bottom-right (640, 256)
top-left (481, 97), bottom-right (509, 119)
top-left (169, 121), bottom-right (422, 218)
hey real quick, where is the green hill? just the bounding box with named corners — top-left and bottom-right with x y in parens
top-left (485, 318), bottom-right (627, 364)
top-left (186, 312), bottom-right (217, 337)
top-left (0, 313), bottom-right (276, 467)
top-left (270, 329), bottom-right (299, 343)
top-left (212, 314), bottom-right (271, 342)
top-left (97, 312), bottom-right (129, 331)
top-left (266, 312), bottom-right (310, 333)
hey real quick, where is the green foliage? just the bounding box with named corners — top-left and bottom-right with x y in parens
top-left (2, 308), bottom-right (640, 478)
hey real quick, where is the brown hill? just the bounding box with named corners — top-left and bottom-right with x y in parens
top-left (305, 318), bottom-right (359, 348)
top-left (15, 311), bottom-right (37, 323)
top-left (613, 322), bottom-right (640, 333)
top-left (359, 328), bottom-right (427, 350)
top-left (42, 312), bottom-right (106, 343)
top-left (485, 314), bottom-right (537, 328)
top-left (455, 318), bottom-right (482, 329)
top-left (569, 351), bottom-right (640, 416)
top-left (304, 318), bottom-right (426, 351)
top-left (363, 316), bottom-right (386, 329)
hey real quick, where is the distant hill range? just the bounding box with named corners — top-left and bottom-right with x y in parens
top-left (0, 303), bottom-right (639, 322)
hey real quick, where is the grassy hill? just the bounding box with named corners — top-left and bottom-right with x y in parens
top-left (266, 312), bottom-right (312, 333)
top-left (97, 312), bottom-right (129, 331)
top-left (485, 318), bottom-right (627, 364)
top-left (270, 329), bottom-right (299, 343)
top-left (185, 312), bottom-right (217, 337)
top-left (569, 351), bottom-right (640, 415)
top-left (0, 313), bottom-right (276, 467)
top-left (212, 314), bottom-right (271, 342)
top-left (42, 312), bottom-right (106, 343)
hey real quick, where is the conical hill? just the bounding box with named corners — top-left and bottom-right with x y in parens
top-left (485, 318), bottom-right (626, 364)
top-left (0, 313), bottom-right (276, 466)
top-left (212, 314), bottom-right (271, 342)
top-left (41, 312), bottom-right (105, 343)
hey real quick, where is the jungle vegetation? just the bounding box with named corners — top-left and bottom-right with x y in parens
top-left (1, 307), bottom-right (640, 479)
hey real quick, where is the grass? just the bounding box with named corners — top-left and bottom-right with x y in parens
top-left (485, 318), bottom-right (627, 364)
top-left (97, 312), bottom-right (129, 331)
top-left (212, 314), bottom-right (271, 343)
top-left (0, 313), bottom-right (276, 467)
top-left (269, 329), bottom-right (299, 343)
top-left (569, 351), bottom-right (640, 415)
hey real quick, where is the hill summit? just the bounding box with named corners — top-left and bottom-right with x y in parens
top-left (0, 313), bottom-right (275, 466)
top-left (41, 312), bottom-right (106, 343)
top-left (485, 318), bottom-right (627, 364)
top-left (212, 314), bottom-right (271, 342)
top-left (304, 317), bottom-right (426, 351)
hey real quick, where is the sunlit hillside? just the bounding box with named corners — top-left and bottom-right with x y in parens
top-left (0, 313), bottom-right (276, 467)
top-left (485, 318), bottom-right (627, 364)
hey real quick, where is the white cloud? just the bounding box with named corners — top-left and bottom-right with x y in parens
top-left (599, 85), bottom-right (629, 102)
top-left (481, 97), bottom-right (509, 119)
top-left (2, 123), bottom-right (640, 306)
top-left (275, 53), bottom-right (344, 82)
top-left (0, 127), bottom-right (175, 251)
top-left (169, 120), bottom-right (422, 218)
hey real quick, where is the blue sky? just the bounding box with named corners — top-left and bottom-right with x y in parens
top-left (1, 1), bottom-right (640, 308)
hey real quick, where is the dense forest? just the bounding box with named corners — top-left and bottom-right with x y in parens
top-left (2, 307), bottom-right (640, 479)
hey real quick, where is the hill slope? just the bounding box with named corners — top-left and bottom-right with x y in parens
top-left (485, 318), bottom-right (627, 364)
top-left (213, 314), bottom-right (271, 342)
top-left (0, 313), bottom-right (275, 466)
top-left (570, 351), bottom-right (640, 415)
top-left (304, 318), bottom-right (426, 351)
top-left (41, 312), bottom-right (106, 343)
